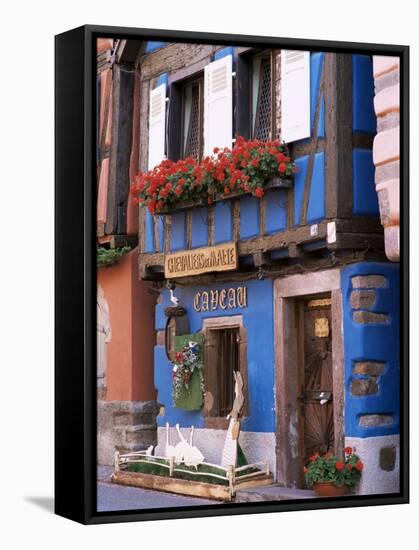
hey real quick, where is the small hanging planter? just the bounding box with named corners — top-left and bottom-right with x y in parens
top-left (172, 334), bottom-right (204, 411)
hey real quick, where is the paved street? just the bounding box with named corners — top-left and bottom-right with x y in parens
top-left (96, 466), bottom-right (221, 511)
top-left (97, 482), bottom-right (220, 511)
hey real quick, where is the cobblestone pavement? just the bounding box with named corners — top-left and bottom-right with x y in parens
top-left (96, 466), bottom-right (221, 512)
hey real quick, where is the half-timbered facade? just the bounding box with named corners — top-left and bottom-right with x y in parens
top-left (125, 39), bottom-right (400, 495)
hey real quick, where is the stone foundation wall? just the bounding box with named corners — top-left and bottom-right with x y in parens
top-left (345, 435), bottom-right (400, 495)
top-left (155, 426), bottom-right (276, 475)
top-left (97, 400), bottom-right (159, 465)
top-left (372, 56), bottom-right (400, 262)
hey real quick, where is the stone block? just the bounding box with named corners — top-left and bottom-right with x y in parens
top-left (373, 127), bottom-right (400, 166)
top-left (350, 378), bottom-right (379, 396)
top-left (377, 111), bottom-right (399, 133)
top-left (374, 68), bottom-right (399, 94)
top-left (350, 289), bottom-right (376, 310)
top-left (353, 311), bottom-right (389, 324)
top-left (379, 446), bottom-right (397, 471)
top-left (375, 159), bottom-right (399, 185)
top-left (376, 179), bottom-right (400, 227)
top-left (373, 56), bottom-right (399, 78)
top-left (353, 361), bottom-right (386, 377)
top-left (359, 414), bottom-right (393, 427)
top-left (384, 225), bottom-right (400, 262)
top-left (374, 84), bottom-right (399, 117)
top-left (352, 275), bottom-right (387, 289)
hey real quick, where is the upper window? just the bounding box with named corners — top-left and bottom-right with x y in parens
top-left (182, 77), bottom-right (204, 161)
top-left (251, 52), bottom-right (272, 140)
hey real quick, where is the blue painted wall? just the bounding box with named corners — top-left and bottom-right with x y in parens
top-left (154, 279), bottom-right (276, 433)
top-left (353, 149), bottom-right (380, 216)
top-left (352, 55), bottom-right (376, 134)
top-left (191, 207), bottom-right (209, 248)
top-left (170, 212), bottom-right (187, 251)
top-left (240, 196), bottom-right (259, 239)
top-left (265, 189), bottom-right (287, 234)
top-left (145, 211), bottom-right (155, 253)
top-left (306, 152), bottom-right (325, 223)
top-left (310, 53), bottom-right (325, 138)
top-left (341, 262), bottom-right (400, 438)
top-left (214, 47), bottom-right (234, 62)
top-left (214, 201), bottom-right (233, 243)
top-left (146, 41), bottom-right (167, 53)
top-left (294, 156), bottom-right (309, 226)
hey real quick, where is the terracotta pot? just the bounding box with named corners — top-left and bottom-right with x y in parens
top-left (313, 481), bottom-right (349, 497)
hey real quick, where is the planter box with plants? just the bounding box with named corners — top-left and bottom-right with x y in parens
top-left (112, 449), bottom-right (274, 502)
top-left (130, 137), bottom-right (297, 215)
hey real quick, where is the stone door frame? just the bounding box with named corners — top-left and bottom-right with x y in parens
top-left (274, 268), bottom-right (345, 487)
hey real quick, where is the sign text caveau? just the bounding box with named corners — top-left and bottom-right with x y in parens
top-left (164, 243), bottom-right (237, 279)
top-left (193, 287), bottom-right (248, 312)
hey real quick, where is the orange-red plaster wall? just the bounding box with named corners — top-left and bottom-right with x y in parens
top-left (97, 248), bottom-right (156, 402)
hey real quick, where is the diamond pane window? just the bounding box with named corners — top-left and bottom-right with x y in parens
top-left (183, 79), bottom-right (204, 161)
top-left (252, 56), bottom-right (272, 141)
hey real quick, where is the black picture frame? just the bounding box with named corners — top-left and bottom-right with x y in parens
top-left (55, 24), bottom-right (409, 525)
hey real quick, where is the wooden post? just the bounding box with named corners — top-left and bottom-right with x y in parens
top-left (114, 450), bottom-right (120, 473)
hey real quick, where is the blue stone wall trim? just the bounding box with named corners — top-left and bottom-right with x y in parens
top-left (154, 279), bottom-right (276, 433)
top-left (170, 211), bottom-right (187, 251)
top-left (146, 41), bottom-right (167, 53)
top-left (310, 52), bottom-right (325, 137)
top-left (341, 262), bottom-right (400, 438)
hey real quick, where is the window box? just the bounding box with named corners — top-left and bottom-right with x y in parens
top-left (154, 175), bottom-right (293, 215)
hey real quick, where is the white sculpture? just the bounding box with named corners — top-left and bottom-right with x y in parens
top-left (172, 423), bottom-right (204, 468)
top-left (221, 371), bottom-right (244, 469)
top-left (164, 422), bottom-right (176, 459)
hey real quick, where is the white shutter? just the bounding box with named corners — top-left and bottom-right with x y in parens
top-left (281, 50), bottom-right (310, 143)
top-left (148, 83), bottom-right (166, 169)
top-left (204, 55), bottom-right (233, 156)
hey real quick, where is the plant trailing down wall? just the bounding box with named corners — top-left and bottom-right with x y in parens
top-left (97, 246), bottom-right (131, 269)
top-left (172, 334), bottom-right (204, 411)
top-left (131, 137), bottom-right (297, 215)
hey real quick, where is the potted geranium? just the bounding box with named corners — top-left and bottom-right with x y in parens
top-left (304, 447), bottom-right (364, 497)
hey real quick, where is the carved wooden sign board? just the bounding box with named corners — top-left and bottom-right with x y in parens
top-left (164, 242), bottom-right (237, 278)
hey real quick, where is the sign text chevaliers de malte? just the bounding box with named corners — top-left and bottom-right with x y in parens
top-left (164, 242), bottom-right (237, 279)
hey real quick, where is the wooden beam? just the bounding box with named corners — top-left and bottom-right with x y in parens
top-left (324, 53), bottom-right (353, 219)
top-left (106, 65), bottom-right (135, 235)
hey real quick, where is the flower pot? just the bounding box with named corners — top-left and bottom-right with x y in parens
top-left (313, 481), bottom-right (349, 497)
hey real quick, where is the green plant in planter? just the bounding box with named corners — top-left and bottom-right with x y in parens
top-left (304, 447), bottom-right (364, 488)
top-left (97, 246), bottom-right (131, 269)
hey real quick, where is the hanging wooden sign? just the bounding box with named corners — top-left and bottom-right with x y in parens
top-left (164, 242), bottom-right (237, 278)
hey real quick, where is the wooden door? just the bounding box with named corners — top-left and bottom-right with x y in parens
top-left (300, 297), bottom-right (334, 465)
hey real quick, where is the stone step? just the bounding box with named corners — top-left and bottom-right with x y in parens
top-left (235, 485), bottom-right (318, 503)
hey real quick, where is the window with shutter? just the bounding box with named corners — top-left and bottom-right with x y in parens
top-left (204, 55), bottom-right (233, 156)
top-left (203, 321), bottom-right (248, 427)
top-left (281, 50), bottom-right (310, 143)
top-left (148, 83), bottom-right (166, 169)
top-left (182, 78), bottom-right (204, 161)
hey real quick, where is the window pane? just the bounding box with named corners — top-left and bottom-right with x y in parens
top-left (253, 57), bottom-right (272, 141)
top-left (184, 83), bottom-right (201, 160)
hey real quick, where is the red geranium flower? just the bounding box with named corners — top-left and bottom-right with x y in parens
top-left (344, 446), bottom-right (353, 455)
top-left (325, 452), bottom-right (331, 460)
top-left (255, 188), bottom-right (264, 198)
top-left (279, 162), bottom-right (287, 173)
top-left (346, 463), bottom-right (353, 471)
top-left (355, 461), bottom-right (364, 471)
top-left (336, 461), bottom-right (344, 471)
